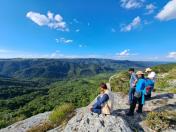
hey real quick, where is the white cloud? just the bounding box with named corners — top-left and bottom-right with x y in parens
top-left (120, 0), bottom-right (145, 9)
top-left (145, 4), bottom-right (156, 15)
top-left (56, 38), bottom-right (73, 44)
top-left (116, 49), bottom-right (138, 59)
top-left (156, 0), bottom-right (176, 21)
top-left (117, 49), bottom-right (130, 57)
top-left (26, 11), bottom-right (68, 31)
top-left (167, 52), bottom-right (176, 59)
top-left (50, 50), bottom-right (64, 58)
top-left (121, 16), bottom-right (141, 32)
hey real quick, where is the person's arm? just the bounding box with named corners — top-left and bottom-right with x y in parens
top-left (132, 73), bottom-right (138, 87)
top-left (96, 94), bottom-right (109, 106)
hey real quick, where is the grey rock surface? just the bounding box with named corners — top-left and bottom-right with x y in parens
top-left (64, 109), bottom-right (132, 132)
top-left (0, 112), bottom-right (51, 132)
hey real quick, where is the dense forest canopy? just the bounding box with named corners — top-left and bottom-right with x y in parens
top-left (0, 59), bottom-right (168, 128)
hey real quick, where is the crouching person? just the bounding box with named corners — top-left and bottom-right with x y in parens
top-left (90, 83), bottom-right (113, 115)
top-left (126, 71), bottom-right (146, 116)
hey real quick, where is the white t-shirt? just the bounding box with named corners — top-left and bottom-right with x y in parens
top-left (148, 71), bottom-right (156, 82)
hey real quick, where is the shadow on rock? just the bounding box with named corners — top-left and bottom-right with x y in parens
top-left (112, 109), bottom-right (146, 132)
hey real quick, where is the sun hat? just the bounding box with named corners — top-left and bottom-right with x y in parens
top-left (136, 71), bottom-right (144, 75)
top-left (145, 68), bottom-right (152, 72)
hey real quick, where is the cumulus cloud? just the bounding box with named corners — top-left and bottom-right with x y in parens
top-left (145, 4), bottom-right (156, 15)
top-left (56, 38), bottom-right (73, 44)
top-left (118, 49), bottom-right (130, 56)
top-left (121, 16), bottom-right (141, 32)
top-left (116, 49), bottom-right (138, 59)
top-left (156, 0), bottom-right (176, 21)
top-left (26, 11), bottom-right (69, 31)
top-left (120, 0), bottom-right (145, 9)
top-left (167, 52), bottom-right (176, 59)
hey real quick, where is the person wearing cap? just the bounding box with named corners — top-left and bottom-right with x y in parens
top-left (126, 71), bottom-right (146, 116)
top-left (128, 68), bottom-right (138, 104)
top-left (145, 68), bottom-right (156, 98)
top-left (145, 68), bottom-right (156, 83)
top-left (90, 83), bottom-right (113, 115)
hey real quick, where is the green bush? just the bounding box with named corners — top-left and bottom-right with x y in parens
top-left (152, 63), bottom-right (176, 73)
top-left (155, 78), bottom-right (170, 91)
top-left (110, 71), bottom-right (130, 94)
top-left (0, 120), bottom-right (8, 129)
top-left (145, 111), bottom-right (176, 131)
top-left (49, 103), bottom-right (75, 125)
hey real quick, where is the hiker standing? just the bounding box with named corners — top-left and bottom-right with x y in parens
top-left (126, 71), bottom-right (146, 116)
top-left (145, 68), bottom-right (156, 83)
top-left (145, 68), bottom-right (156, 98)
top-left (128, 68), bottom-right (138, 104)
top-left (90, 83), bottom-right (113, 115)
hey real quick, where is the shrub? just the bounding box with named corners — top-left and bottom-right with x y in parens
top-left (49, 103), bottom-right (75, 125)
top-left (110, 71), bottom-right (130, 94)
top-left (169, 88), bottom-right (176, 94)
top-left (155, 78), bottom-right (170, 91)
top-left (145, 111), bottom-right (176, 131)
top-left (0, 120), bottom-right (8, 129)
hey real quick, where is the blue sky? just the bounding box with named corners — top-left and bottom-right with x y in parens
top-left (0, 0), bottom-right (176, 61)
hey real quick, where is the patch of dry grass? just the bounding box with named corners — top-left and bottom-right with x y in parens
top-left (27, 121), bottom-right (54, 132)
top-left (145, 111), bottom-right (176, 131)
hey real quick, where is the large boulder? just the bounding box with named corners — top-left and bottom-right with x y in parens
top-left (0, 112), bottom-right (51, 132)
top-left (64, 108), bottom-right (132, 132)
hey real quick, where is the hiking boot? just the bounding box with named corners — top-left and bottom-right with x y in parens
top-left (126, 112), bottom-right (134, 116)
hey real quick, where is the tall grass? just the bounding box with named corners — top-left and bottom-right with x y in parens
top-left (49, 103), bottom-right (75, 125)
top-left (110, 71), bottom-right (130, 94)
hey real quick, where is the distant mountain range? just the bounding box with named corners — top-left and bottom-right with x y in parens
top-left (0, 58), bottom-right (165, 80)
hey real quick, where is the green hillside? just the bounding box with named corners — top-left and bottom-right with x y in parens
top-left (0, 59), bottom-right (169, 129)
top-left (0, 59), bottom-right (162, 80)
top-left (110, 63), bottom-right (176, 94)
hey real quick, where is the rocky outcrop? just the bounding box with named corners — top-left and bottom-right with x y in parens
top-left (64, 108), bottom-right (132, 132)
top-left (0, 112), bottom-right (51, 132)
top-left (1, 92), bottom-right (176, 132)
